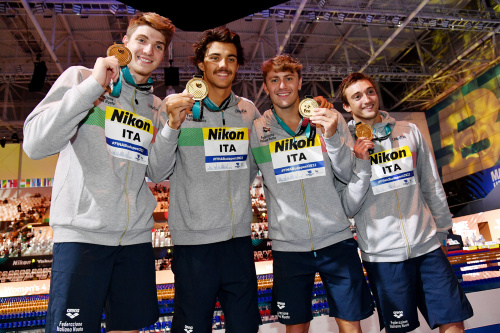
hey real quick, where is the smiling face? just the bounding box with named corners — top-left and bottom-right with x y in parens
top-left (123, 25), bottom-right (166, 84)
top-left (264, 70), bottom-right (302, 112)
top-left (342, 79), bottom-right (381, 125)
top-left (197, 41), bottom-right (239, 94)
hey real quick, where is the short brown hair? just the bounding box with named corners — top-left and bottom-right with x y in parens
top-left (190, 27), bottom-right (245, 70)
top-left (127, 12), bottom-right (175, 47)
top-left (261, 55), bottom-right (302, 82)
top-left (338, 72), bottom-right (376, 105)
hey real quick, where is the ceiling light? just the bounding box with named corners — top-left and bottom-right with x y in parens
top-left (318, 0), bottom-right (327, 8)
top-left (323, 12), bottom-right (331, 21)
top-left (417, 17), bottom-right (424, 26)
top-left (276, 10), bottom-right (285, 22)
top-left (308, 11), bottom-right (317, 22)
top-left (127, 6), bottom-right (136, 15)
top-left (429, 19), bottom-right (437, 27)
top-left (366, 14), bottom-right (373, 23)
top-left (54, 3), bottom-right (63, 14)
top-left (337, 13), bottom-right (345, 22)
top-left (109, 4), bottom-right (118, 15)
top-left (392, 16), bottom-right (400, 25)
top-left (465, 21), bottom-right (472, 29)
top-left (476, 22), bottom-right (484, 30)
top-left (73, 4), bottom-right (82, 15)
top-left (262, 9), bottom-right (270, 18)
top-left (379, 15), bottom-right (386, 24)
top-left (34, 3), bottom-right (45, 13)
top-left (442, 20), bottom-right (449, 28)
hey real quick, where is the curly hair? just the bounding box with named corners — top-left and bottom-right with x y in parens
top-left (190, 27), bottom-right (245, 70)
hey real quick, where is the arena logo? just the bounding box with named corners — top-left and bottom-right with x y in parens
top-left (66, 309), bottom-right (79, 319)
top-left (393, 310), bottom-right (404, 318)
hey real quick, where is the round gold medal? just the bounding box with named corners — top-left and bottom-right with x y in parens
top-left (107, 43), bottom-right (132, 67)
top-left (186, 76), bottom-right (209, 101)
top-left (355, 123), bottom-right (374, 140)
top-left (298, 98), bottom-right (319, 118)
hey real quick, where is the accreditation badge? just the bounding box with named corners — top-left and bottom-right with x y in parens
top-left (270, 135), bottom-right (325, 183)
top-left (202, 127), bottom-right (249, 171)
top-left (369, 145), bottom-right (416, 195)
top-left (104, 106), bottom-right (154, 165)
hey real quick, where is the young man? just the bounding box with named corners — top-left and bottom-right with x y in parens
top-left (339, 72), bottom-right (474, 333)
top-left (23, 13), bottom-right (175, 333)
top-left (162, 28), bottom-right (333, 333)
top-left (160, 27), bottom-right (263, 333)
top-left (250, 55), bottom-right (375, 333)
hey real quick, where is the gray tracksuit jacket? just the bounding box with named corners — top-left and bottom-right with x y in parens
top-left (23, 66), bottom-right (175, 246)
top-left (160, 93), bottom-right (261, 245)
top-left (346, 111), bottom-right (452, 262)
top-left (250, 109), bottom-right (365, 252)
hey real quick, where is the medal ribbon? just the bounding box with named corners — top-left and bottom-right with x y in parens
top-left (192, 100), bottom-right (203, 121)
top-left (303, 95), bottom-right (317, 139)
top-left (271, 104), bottom-right (313, 139)
top-left (110, 66), bottom-right (153, 98)
top-left (193, 96), bottom-right (231, 125)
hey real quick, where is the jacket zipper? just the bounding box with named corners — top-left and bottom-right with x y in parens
top-left (228, 170), bottom-right (235, 238)
top-left (119, 161), bottom-right (131, 245)
top-left (118, 89), bottom-right (137, 245)
top-left (301, 179), bottom-right (314, 251)
top-left (375, 134), bottom-right (411, 259)
top-left (221, 109), bottom-right (234, 237)
top-left (395, 189), bottom-right (411, 258)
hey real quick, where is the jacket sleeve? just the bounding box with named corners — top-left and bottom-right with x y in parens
top-left (249, 119), bottom-right (264, 185)
top-left (336, 158), bottom-right (371, 217)
top-left (413, 124), bottom-right (452, 244)
top-left (248, 103), bottom-right (262, 183)
top-left (146, 99), bottom-right (179, 183)
top-left (23, 66), bottom-right (105, 160)
top-left (323, 111), bottom-right (356, 183)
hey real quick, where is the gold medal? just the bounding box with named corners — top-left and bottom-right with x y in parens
top-left (355, 123), bottom-right (374, 140)
top-left (186, 76), bottom-right (209, 101)
top-left (298, 97), bottom-right (319, 118)
top-left (107, 43), bottom-right (132, 67)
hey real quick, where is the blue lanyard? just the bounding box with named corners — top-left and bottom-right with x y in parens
top-left (192, 96), bottom-right (231, 126)
top-left (271, 105), bottom-right (313, 139)
top-left (110, 66), bottom-right (153, 100)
